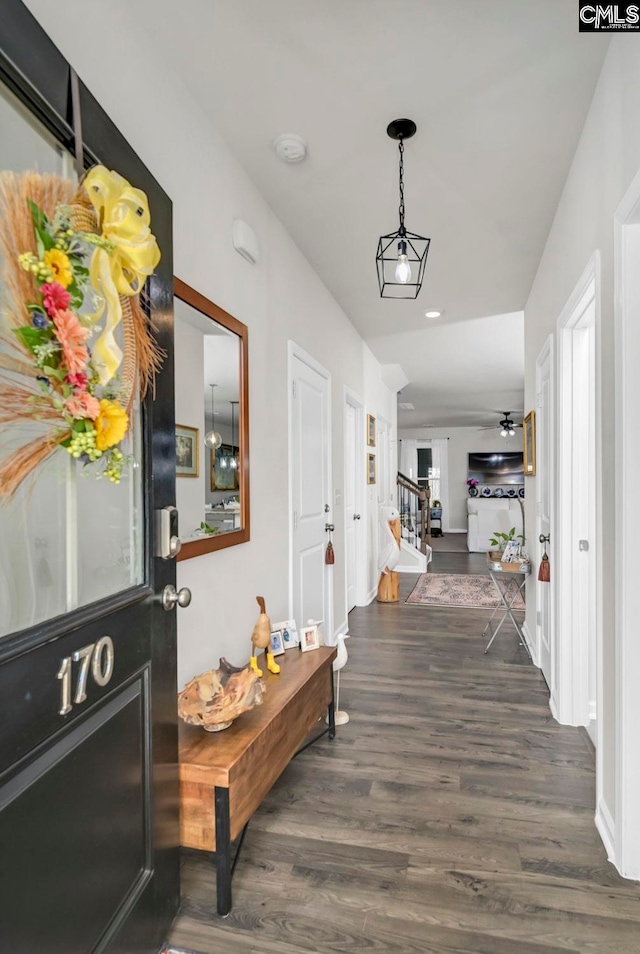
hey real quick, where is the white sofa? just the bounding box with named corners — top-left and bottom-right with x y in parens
top-left (467, 497), bottom-right (524, 552)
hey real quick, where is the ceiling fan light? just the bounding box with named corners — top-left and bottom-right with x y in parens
top-left (500, 428), bottom-right (508, 437)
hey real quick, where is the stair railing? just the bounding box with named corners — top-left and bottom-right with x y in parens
top-left (396, 472), bottom-right (431, 554)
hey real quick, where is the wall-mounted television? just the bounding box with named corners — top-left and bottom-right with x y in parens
top-left (468, 452), bottom-right (524, 486)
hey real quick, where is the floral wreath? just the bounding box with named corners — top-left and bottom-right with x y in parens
top-left (0, 166), bottom-right (163, 498)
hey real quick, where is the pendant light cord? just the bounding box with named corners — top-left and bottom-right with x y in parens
top-left (398, 137), bottom-right (406, 234)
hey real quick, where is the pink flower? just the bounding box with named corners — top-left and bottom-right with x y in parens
top-left (40, 282), bottom-right (71, 317)
top-left (67, 372), bottom-right (88, 391)
top-left (52, 310), bottom-right (89, 376)
top-left (67, 391), bottom-right (100, 420)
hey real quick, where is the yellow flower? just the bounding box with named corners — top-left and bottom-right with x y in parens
top-left (95, 399), bottom-right (128, 451)
top-left (43, 248), bottom-right (73, 288)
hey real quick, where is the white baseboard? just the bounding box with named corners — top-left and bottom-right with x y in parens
top-left (361, 586), bottom-right (378, 606)
top-left (521, 621), bottom-right (538, 666)
top-left (595, 798), bottom-right (616, 865)
top-left (332, 620), bottom-right (349, 643)
top-left (445, 528), bottom-right (467, 534)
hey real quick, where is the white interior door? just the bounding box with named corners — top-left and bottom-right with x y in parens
top-left (536, 337), bottom-right (554, 692)
top-left (290, 349), bottom-right (331, 633)
top-left (345, 398), bottom-right (363, 613)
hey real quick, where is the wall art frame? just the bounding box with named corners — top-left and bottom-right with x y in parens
top-left (176, 425), bottom-right (199, 478)
top-left (523, 410), bottom-right (536, 476)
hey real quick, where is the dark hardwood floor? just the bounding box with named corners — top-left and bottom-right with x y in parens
top-left (168, 553), bottom-right (640, 954)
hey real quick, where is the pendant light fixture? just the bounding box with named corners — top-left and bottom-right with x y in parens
top-left (204, 384), bottom-right (223, 449)
top-left (376, 118), bottom-right (430, 299)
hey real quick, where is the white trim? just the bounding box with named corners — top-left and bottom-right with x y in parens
top-left (287, 340), bottom-right (333, 638)
top-left (333, 619), bottom-right (349, 643)
top-left (445, 528), bottom-right (467, 534)
top-left (521, 622), bottom-right (537, 667)
top-left (521, 621), bottom-right (535, 660)
top-left (365, 585), bottom-right (378, 605)
top-left (614, 166), bottom-right (640, 878)
top-left (343, 386), bottom-right (367, 613)
top-left (595, 798), bottom-right (616, 865)
top-left (535, 334), bottom-right (555, 702)
top-left (555, 252), bottom-right (601, 732)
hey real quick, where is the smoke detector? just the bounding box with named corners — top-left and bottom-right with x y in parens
top-left (274, 133), bottom-right (307, 163)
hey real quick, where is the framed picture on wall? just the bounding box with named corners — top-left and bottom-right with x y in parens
top-left (367, 413), bottom-right (376, 447)
top-left (211, 444), bottom-right (240, 491)
top-left (367, 453), bottom-right (376, 484)
top-left (523, 411), bottom-right (536, 476)
top-left (176, 425), bottom-right (199, 478)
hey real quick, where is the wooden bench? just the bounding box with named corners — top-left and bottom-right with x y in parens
top-left (178, 645), bottom-right (337, 915)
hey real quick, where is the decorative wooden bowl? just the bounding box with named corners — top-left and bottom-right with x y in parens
top-left (178, 663), bottom-right (265, 732)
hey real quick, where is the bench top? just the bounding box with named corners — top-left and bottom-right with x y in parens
top-left (178, 646), bottom-right (336, 788)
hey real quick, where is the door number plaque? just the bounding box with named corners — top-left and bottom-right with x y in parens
top-left (56, 636), bottom-right (115, 715)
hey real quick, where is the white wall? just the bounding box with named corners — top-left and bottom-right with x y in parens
top-left (523, 39), bottom-right (640, 832)
top-left (25, 0), bottom-right (399, 687)
top-left (398, 427), bottom-right (525, 532)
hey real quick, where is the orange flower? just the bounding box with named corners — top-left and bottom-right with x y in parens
top-left (95, 399), bottom-right (128, 451)
top-left (53, 310), bottom-right (89, 376)
top-left (67, 391), bottom-right (100, 420)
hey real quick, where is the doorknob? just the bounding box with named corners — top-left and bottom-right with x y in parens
top-left (353, 514), bottom-right (361, 520)
top-left (162, 584), bottom-right (192, 611)
top-left (539, 534), bottom-right (550, 544)
top-left (325, 523), bottom-right (335, 532)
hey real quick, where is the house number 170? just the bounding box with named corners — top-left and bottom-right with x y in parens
top-left (56, 636), bottom-right (115, 715)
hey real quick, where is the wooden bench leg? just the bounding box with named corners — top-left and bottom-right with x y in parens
top-left (214, 787), bottom-right (232, 917)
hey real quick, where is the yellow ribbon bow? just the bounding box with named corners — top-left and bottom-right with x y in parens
top-left (83, 166), bottom-right (161, 385)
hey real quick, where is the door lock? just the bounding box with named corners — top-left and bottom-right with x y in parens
top-left (162, 585), bottom-right (192, 611)
top-left (155, 506), bottom-right (182, 560)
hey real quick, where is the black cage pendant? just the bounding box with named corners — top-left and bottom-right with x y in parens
top-left (376, 118), bottom-right (430, 299)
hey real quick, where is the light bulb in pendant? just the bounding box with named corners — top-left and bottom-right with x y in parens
top-left (395, 239), bottom-right (411, 284)
top-left (204, 429), bottom-right (222, 450)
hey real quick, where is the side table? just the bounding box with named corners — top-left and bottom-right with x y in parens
top-left (482, 562), bottom-right (530, 656)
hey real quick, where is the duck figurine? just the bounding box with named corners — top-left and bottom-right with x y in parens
top-left (250, 595), bottom-right (280, 677)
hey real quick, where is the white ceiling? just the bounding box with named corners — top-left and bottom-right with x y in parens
top-left (134, 1), bottom-right (608, 426)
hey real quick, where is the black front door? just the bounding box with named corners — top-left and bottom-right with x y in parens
top-left (0, 4), bottom-right (179, 952)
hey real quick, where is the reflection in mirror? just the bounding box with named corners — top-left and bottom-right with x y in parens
top-left (174, 280), bottom-right (249, 559)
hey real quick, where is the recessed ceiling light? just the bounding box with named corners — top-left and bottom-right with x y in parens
top-left (424, 309), bottom-right (443, 319)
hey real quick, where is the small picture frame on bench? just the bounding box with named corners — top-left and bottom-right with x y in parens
top-left (300, 624), bottom-right (320, 653)
top-left (273, 619), bottom-right (299, 648)
top-left (269, 630), bottom-right (286, 656)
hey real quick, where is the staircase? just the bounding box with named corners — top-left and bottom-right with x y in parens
top-left (396, 472), bottom-right (432, 573)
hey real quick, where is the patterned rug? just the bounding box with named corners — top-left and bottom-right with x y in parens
top-left (406, 573), bottom-right (525, 609)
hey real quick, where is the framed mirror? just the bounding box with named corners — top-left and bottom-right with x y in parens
top-left (174, 278), bottom-right (249, 559)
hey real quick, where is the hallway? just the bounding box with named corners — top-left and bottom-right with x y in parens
top-left (169, 556), bottom-right (640, 954)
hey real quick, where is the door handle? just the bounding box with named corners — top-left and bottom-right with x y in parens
top-left (353, 514), bottom-right (361, 520)
top-left (162, 585), bottom-right (192, 611)
top-left (539, 534), bottom-right (550, 544)
top-left (325, 523), bottom-right (335, 532)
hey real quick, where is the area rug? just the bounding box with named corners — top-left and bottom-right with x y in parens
top-left (406, 573), bottom-right (525, 609)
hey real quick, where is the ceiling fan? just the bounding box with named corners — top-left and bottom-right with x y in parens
top-left (478, 412), bottom-right (523, 437)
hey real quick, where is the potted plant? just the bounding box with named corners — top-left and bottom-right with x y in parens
top-left (488, 527), bottom-right (524, 561)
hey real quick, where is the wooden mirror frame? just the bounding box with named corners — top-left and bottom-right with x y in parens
top-left (174, 277), bottom-right (250, 559)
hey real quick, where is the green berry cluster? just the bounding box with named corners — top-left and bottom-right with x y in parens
top-left (53, 228), bottom-right (75, 252)
top-left (103, 449), bottom-right (124, 484)
top-left (18, 252), bottom-right (54, 283)
top-left (66, 427), bottom-right (103, 462)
